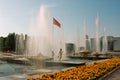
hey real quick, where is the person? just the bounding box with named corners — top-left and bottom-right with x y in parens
top-left (58, 48), bottom-right (63, 61)
top-left (52, 51), bottom-right (54, 60)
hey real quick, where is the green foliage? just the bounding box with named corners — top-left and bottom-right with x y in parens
top-left (0, 37), bottom-right (7, 51)
top-left (5, 33), bottom-right (16, 51)
top-left (0, 33), bottom-right (16, 52)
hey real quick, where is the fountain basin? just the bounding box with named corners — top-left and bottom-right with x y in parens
top-left (67, 55), bottom-right (108, 60)
top-left (45, 61), bottom-right (85, 67)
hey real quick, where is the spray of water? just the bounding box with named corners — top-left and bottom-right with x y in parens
top-left (103, 27), bottom-right (108, 52)
top-left (26, 5), bottom-right (53, 57)
top-left (95, 14), bottom-right (100, 52)
top-left (25, 5), bottom-right (65, 61)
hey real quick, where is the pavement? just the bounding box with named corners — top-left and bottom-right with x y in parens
top-left (103, 67), bottom-right (120, 80)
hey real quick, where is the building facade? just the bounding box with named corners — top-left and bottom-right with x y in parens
top-left (113, 37), bottom-right (120, 51)
top-left (90, 36), bottom-right (120, 52)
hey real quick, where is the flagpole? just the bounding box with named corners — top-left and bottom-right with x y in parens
top-left (53, 24), bottom-right (54, 51)
top-left (53, 17), bottom-right (61, 59)
top-left (60, 26), bottom-right (62, 49)
top-left (52, 18), bottom-right (55, 60)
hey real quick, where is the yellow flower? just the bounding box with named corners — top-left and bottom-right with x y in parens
top-left (27, 58), bottom-right (120, 80)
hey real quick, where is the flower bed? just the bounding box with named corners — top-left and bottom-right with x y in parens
top-left (27, 58), bottom-right (120, 80)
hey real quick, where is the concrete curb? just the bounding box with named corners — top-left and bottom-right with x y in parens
top-left (98, 66), bottom-right (120, 80)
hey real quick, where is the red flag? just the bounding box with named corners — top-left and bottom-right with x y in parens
top-left (53, 18), bottom-right (61, 28)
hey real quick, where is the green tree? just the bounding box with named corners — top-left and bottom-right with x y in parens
top-left (0, 37), bottom-right (7, 51)
top-left (5, 33), bottom-right (16, 52)
top-left (0, 37), bottom-right (4, 51)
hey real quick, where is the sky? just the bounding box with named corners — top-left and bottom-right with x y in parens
top-left (0, 0), bottom-right (120, 44)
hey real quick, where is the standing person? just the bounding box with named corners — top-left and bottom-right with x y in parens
top-left (59, 48), bottom-right (63, 61)
top-left (52, 51), bottom-right (54, 60)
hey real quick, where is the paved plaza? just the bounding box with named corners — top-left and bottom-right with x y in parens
top-left (103, 68), bottom-right (120, 80)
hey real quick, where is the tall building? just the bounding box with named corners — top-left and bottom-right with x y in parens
top-left (85, 35), bottom-right (90, 51)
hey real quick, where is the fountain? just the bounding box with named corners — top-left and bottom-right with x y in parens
top-left (0, 5), bottom-right (67, 67)
top-left (23, 5), bottom-right (54, 67)
top-left (83, 20), bottom-right (87, 50)
top-left (95, 14), bottom-right (100, 53)
top-left (83, 20), bottom-right (91, 51)
top-left (26, 5), bottom-right (52, 57)
top-left (93, 15), bottom-right (108, 59)
top-left (93, 14), bottom-right (101, 58)
top-left (25, 5), bottom-right (67, 67)
top-left (102, 27), bottom-right (108, 52)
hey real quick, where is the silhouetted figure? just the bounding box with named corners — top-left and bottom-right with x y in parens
top-left (58, 48), bottom-right (63, 61)
top-left (52, 51), bottom-right (54, 60)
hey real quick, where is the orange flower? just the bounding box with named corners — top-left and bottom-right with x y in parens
top-left (27, 58), bottom-right (120, 80)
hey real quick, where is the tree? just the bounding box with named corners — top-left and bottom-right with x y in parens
top-left (5, 33), bottom-right (16, 52)
top-left (0, 37), bottom-right (4, 51)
